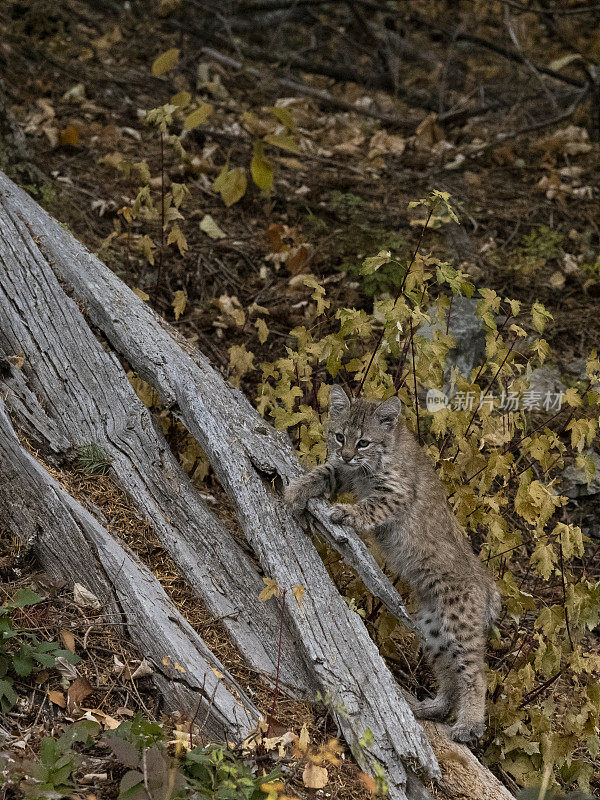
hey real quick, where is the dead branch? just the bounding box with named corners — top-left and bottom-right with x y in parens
top-left (0, 398), bottom-right (260, 742)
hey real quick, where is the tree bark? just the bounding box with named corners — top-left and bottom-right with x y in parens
top-left (0, 198), bottom-right (313, 699)
top-left (0, 398), bottom-right (259, 743)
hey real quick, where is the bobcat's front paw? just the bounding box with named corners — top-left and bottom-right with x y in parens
top-left (450, 721), bottom-right (485, 744)
top-left (284, 479), bottom-right (311, 512)
top-left (330, 504), bottom-right (355, 525)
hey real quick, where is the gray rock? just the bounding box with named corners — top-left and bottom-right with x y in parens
top-left (525, 366), bottom-right (566, 403)
top-left (564, 357), bottom-right (599, 385)
top-left (419, 296), bottom-right (485, 381)
top-left (563, 450), bottom-right (600, 498)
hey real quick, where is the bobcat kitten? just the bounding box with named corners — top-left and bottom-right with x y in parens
top-left (284, 385), bottom-right (500, 743)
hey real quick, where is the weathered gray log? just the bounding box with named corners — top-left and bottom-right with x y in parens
top-left (0, 399), bottom-right (259, 743)
top-left (0, 201), bottom-right (313, 698)
top-left (0, 172), bottom-right (437, 799)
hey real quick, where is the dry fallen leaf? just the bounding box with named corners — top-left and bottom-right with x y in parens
top-left (73, 583), bottom-right (101, 610)
top-left (54, 656), bottom-right (80, 682)
top-left (67, 676), bottom-right (93, 712)
top-left (199, 214), bottom-right (226, 239)
top-left (48, 689), bottom-right (66, 708)
top-left (131, 658), bottom-right (154, 679)
top-left (62, 83), bottom-right (86, 104)
top-left (287, 244), bottom-right (311, 276)
top-left (298, 722), bottom-right (310, 752)
top-left (81, 709), bottom-right (120, 730)
top-left (292, 585), bottom-right (305, 610)
top-left (302, 762), bottom-right (328, 789)
top-left (8, 353), bottom-right (25, 370)
top-left (61, 630), bottom-right (76, 653)
top-left (358, 772), bottom-right (378, 795)
top-left (60, 125), bottom-right (80, 147)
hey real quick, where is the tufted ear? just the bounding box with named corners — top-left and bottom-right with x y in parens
top-left (329, 385), bottom-right (351, 416)
top-left (375, 395), bottom-right (401, 428)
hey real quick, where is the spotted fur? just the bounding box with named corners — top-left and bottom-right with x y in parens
top-left (284, 385), bottom-right (500, 743)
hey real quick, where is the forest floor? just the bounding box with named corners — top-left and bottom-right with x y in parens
top-left (1, 0), bottom-right (599, 798)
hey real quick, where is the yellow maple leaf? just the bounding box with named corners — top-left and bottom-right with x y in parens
top-left (172, 289), bottom-right (187, 321)
top-left (292, 584), bottom-right (305, 610)
top-left (214, 165), bottom-right (247, 207)
top-left (258, 577), bottom-right (280, 602)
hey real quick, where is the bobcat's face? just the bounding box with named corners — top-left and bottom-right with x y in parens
top-left (327, 387), bottom-right (401, 473)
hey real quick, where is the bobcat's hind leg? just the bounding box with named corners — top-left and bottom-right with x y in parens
top-left (413, 610), bottom-right (457, 723)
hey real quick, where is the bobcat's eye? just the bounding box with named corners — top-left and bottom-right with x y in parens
top-left (335, 433), bottom-right (345, 445)
top-left (356, 439), bottom-right (370, 449)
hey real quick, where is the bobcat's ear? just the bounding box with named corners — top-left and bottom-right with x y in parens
top-left (329, 385), bottom-right (350, 416)
top-left (376, 395), bottom-right (401, 428)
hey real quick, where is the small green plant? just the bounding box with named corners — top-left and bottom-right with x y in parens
top-left (324, 190), bottom-right (408, 295)
top-left (1, 720), bottom-right (100, 799)
top-left (74, 443), bottom-right (113, 475)
top-left (3, 715), bottom-right (286, 800)
top-left (184, 744), bottom-right (282, 800)
top-left (514, 225), bottom-right (564, 272)
top-left (0, 588), bottom-right (79, 712)
top-left (24, 182), bottom-right (56, 211)
top-left (106, 718), bottom-right (283, 800)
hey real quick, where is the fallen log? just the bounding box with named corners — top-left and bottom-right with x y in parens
top-left (0, 170), bottom-right (515, 800)
top-left (0, 398), bottom-right (259, 743)
top-left (0, 201), bottom-right (313, 699)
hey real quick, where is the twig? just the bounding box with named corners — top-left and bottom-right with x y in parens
top-left (500, 0), bottom-right (600, 15)
top-left (449, 379), bottom-right (593, 495)
top-left (450, 333), bottom-right (518, 463)
top-left (489, 86), bottom-right (590, 145)
top-left (154, 132), bottom-right (165, 303)
top-left (267, 588), bottom-right (287, 732)
top-left (355, 207), bottom-right (434, 397)
top-left (519, 668), bottom-right (564, 708)
top-left (189, 673), bottom-right (207, 750)
top-left (503, 2), bottom-right (558, 108)
top-left (557, 529), bottom-right (574, 651)
top-left (406, 12), bottom-right (587, 89)
top-left (409, 319), bottom-right (421, 443)
top-left (200, 47), bottom-right (418, 131)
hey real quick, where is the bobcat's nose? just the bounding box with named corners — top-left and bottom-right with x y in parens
top-left (342, 450), bottom-right (354, 463)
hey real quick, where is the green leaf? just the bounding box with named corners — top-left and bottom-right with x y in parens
top-left (7, 588), bottom-right (44, 609)
top-left (213, 165), bottom-right (247, 207)
top-left (118, 769), bottom-right (146, 800)
top-left (199, 214), bottom-right (226, 239)
top-left (263, 132), bottom-right (300, 153)
top-left (151, 48), bottom-right (180, 77)
top-left (268, 106), bottom-right (296, 130)
top-left (183, 102), bottom-right (213, 130)
top-left (361, 250), bottom-right (392, 275)
top-left (531, 301), bottom-right (553, 334)
top-left (250, 140), bottom-right (273, 193)
top-left (170, 90), bottom-right (191, 108)
top-left (0, 677), bottom-right (17, 711)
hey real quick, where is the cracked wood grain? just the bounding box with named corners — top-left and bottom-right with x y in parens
top-left (0, 398), bottom-right (259, 742)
